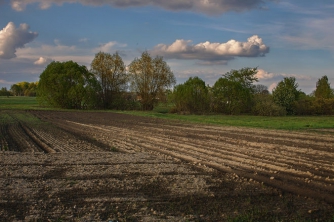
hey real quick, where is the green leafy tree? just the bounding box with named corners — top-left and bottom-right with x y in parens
top-left (11, 82), bottom-right (26, 96)
top-left (24, 82), bottom-right (38, 96)
top-left (212, 67), bottom-right (258, 114)
top-left (211, 78), bottom-right (243, 114)
top-left (10, 82), bottom-right (38, 96)
top-left (37, 61), bottom-right (101, 109)
top-left (171, 77), bottom-right (209, 114)
top-left (0, 87), bottom-right (11, 96)
top-left (314, 75), bottom-right (333, 99)
top-left (129, 51), bottom-right (176, 110)
top-left (252, 94), bottom-right (286, 116)
top-left (272, 77), bottom-right (300, 115)
top-left (10, 84), bottom-right (20, 96)
top-left (90, 52), bottom-right (128, 109)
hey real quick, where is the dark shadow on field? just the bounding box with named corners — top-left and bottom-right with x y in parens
top-left (2, 170), bottom-right (332, 221)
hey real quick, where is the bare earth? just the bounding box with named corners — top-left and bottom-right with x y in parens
top-left (0, 110), bottom-right (333, 221)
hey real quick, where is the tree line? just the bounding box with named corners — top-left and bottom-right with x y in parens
top-left (0, 82), bottom-right (38, 97)
top-left (171, 71), bottom-right (334, 116)
top-left (37, 51), bottom-right (175, 110)
top-left (3, 51), bottom-right (334, 115)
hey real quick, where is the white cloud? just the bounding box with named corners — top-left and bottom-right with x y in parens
top-left (0, 22), bottom-right (38, 59)
top-left (93, 41), bottom-right (127, 53)
top-left (255, 69), bottom-right (316, 93)
top-left (268, 82), bottom-right (277, 92)
top-left (10, 0), bottom-right (269, 15)
top-left (150, 35), bottom-right (269, 65)
top-left (17, 41), bottom-right (76, 58)
top-left (256, 69), bottom-right (313, 82)
top-left (16, 41), bottom-right (93, 67)
top-left (34, 57), bottom-right (53, 65)
top-left (256, 69), bottom-right (275, 80)
top-left (12, 39), bottom-right (130, 70)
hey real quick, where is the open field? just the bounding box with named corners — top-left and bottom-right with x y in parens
top-left (0, 110), bottom-right (334, 221)
top-left (120, 109), bottom-right (334, 131)
top-left (1, 96), bottom-right (334, 131)
top-left (0, 97), bottom-right (40, 110)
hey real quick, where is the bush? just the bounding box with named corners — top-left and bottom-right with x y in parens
top-left (293, 98), bottom-right (316, 115)
top-left (252, 95), bottom-right (286, 116)
top-left (171, 77), bottom-right (209, 114)
top-left (294, 98), bottom-right (334, 115)
top-left (313, 98), bottom-right (334, 115)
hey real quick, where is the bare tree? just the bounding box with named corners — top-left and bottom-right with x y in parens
top-left (129, 51), bottom-right (176, 110)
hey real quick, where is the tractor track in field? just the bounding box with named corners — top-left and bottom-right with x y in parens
top-left (0, 110), bottom-right (333, 221)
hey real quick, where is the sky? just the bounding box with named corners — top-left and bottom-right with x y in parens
top-left (0, 0), bottom-right (333, 94)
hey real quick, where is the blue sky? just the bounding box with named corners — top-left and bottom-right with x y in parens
top-left (1, 0), bottom-right (333, 94)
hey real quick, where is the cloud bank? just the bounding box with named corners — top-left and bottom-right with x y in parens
top-left (0, 22), bottom-right (38, 59)
top-left (150, 35), bottom-right (269, 65)
top-left (10, 0), bottom-right (268, 15)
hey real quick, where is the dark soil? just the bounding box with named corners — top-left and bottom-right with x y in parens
top-left (0, 110), bottom-right (333, 221)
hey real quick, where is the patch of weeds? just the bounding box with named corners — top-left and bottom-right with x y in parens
top-left (110, 146), bottom-right (119, 152)
top-left (66, 179), bottom-right (78, 187)
top-left (55, 218), bottom-right (66, 222)
top-left (3, 145), bottom-right (8, 151)
top-left (228, 208), bottom-right (276, 222)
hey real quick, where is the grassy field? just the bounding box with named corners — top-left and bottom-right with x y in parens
top-left (118, 110), bottom-right (334, 131)
top-left (0, 96), bottom-right (41, 110)
top-left (1, 96), bottom-right (333, 131)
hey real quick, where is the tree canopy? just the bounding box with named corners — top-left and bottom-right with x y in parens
top-left (212, 67), bottom-right (258, 114)
top-left (10, 81), bottom-right (38, 97)
top-left (129, 51), bottom-right (176, 110)
top-left (272, 77), bottom-right (300, 115)
top-left (314, 75), bottom-right (333, 99)
top-left (28, 52), bottom-right (334, 115)
top-left (90, 52), bottom-right (128, 109)
top-left (171, 76), bottom-right (209, 114)
top-left (37, 61), bottom-right (100, 109)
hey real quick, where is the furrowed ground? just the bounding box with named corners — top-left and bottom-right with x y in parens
top-left (0, 110), bottom-right (333, 221)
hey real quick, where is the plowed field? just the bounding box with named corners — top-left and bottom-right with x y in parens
top-left (0, 110), bottom-right (333, 221)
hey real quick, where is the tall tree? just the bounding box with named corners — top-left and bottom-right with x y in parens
top-left (212, 67), bottom-right (258, 114)
top-left (171, 77), bottom-right (209, 114)
top-left (90, 52), bottom-right (128, 109)
top-left (10, 82), bottom-right (29, 96)
top-left (129, 51), bottom-right (176, 110)
top-left (314, 75), bottom-right (333, 99)
top-left (37, 61), bottom-right (100, 109)
top-left (272, 77), bottom-right (300, 115)
top-left (0, 87), bottom-right (11, 97)
top-left (10, 84), bottom-right (23, 96)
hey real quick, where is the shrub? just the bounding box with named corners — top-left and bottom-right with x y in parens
top-left (293, 98), bottom-right (316, 115)
top-left (252, 95), bottom-right (286, 116)
top-left (313, 98), bottom-right (334, 115)
top-left (171, 77), bottom-right (209, 114)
